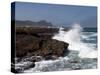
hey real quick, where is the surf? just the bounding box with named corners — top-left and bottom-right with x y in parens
top-left (15, 23), bottom-right (97, 72)
top-left (52, 23), bottom-right (97, 58)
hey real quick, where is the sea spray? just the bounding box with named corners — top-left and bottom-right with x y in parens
top-left (15, 23), bottom-right (97, 72)
top-left (52, 23), bottom-right (97, 58)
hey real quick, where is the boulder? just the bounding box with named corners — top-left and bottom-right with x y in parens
top-left (15, 27), bottom-right (69, 61)
top-left (41, 39), bottom-right (69, 57)
top-left (44, 55), bottom-right (58, 60)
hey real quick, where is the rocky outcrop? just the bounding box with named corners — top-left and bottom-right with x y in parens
top-left (16, 27), bottom-right (69, 60)
top-left (13, 27), bottom-right (69, 73)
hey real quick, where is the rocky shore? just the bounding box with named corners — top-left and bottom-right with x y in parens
top-left (16, 27), bottom-right (69, 59)
top-left (12, 27), bottom-right (69, 73)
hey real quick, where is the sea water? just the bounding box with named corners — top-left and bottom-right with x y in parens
top-left (15, 23), bottom-right (97, 73)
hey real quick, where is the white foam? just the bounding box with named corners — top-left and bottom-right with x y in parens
top-left (24, 56), bottom-right (69, 72)
top-left (81, 32), bottom-right (97, 39)
top-left (52, 23), bottom-right (97, 58)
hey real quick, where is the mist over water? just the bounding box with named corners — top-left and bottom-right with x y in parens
top-left (52, 23), bottom-right (97, 58)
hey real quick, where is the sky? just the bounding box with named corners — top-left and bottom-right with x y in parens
top-left (13, 2), bottom-right (97, 27)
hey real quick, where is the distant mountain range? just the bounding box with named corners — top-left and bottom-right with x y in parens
top-left (13, 16), bottom-right (97, 28)
top-left (14, 20), bottom-right (53, 27)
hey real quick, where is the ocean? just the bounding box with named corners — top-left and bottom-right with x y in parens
top-left (15, 23), bottom-right (97, 73)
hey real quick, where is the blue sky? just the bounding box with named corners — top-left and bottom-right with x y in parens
top-left (14, 2), bottom-right (97, 27)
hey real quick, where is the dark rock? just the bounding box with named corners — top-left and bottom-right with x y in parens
top-left (11, 63), bottom-right (23, 73)
top-left (69, 60), bottom-right (79, 63)
top-left (41, 39), bottom-right (69, 57)
top-left (31, 56), bottom-right (43, 62)
top-left (45, 55), bottom-right (58, 60)
top-left (24, 63), bottom-right (35, 70)
top-left (15, 27), bottom-right (69, 60)
top-left (14, 68), bottom-right (23, 73)
top-left (16, 34), bottom-right (41, 57)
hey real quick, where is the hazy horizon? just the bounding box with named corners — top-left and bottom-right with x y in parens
top-left (12, 2), bottom-right (97, 27)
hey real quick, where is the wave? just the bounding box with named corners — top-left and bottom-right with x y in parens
top-left (15, 23), bottom-right (97, 72)
top-left (52, 23), bottom-right (97, 58)
top-left (24, 56), bottom-right (69, 72)
top-left (81, 32), bottom-right (97, 39)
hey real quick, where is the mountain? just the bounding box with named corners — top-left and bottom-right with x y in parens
top-left (14, 20), bottom-right (53, 27)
